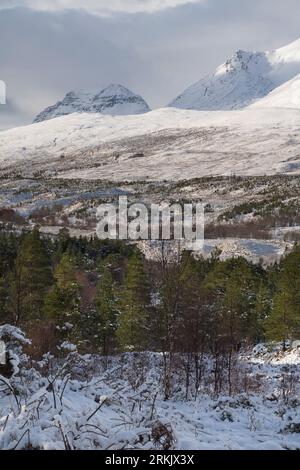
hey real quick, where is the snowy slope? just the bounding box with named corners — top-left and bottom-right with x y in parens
top-left (1, 107), bottom-right (300, 181)
top-left (250, 74), bottom-right (300, 109)
top-left (170, 38), bottom-right (300, 111)
top-left (34, 84), bottom-right (151, 122)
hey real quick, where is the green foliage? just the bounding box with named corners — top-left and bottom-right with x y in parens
top-left (8, 228), bottom-right (53, 324)
top-left (116, 252), bottom-right (151, 351)
top-left (265, 245), bottom-right (300, 348)
top-left (44, 253), bottom-right (80, 329)
top-left (1, 223), bottom-right (300, 357)
top-left (0, 229), bottom-right (19, 277)
top-left (92, 258), bottom-right (119, 354)
top-left (204, 257), bottom-right (264, 345)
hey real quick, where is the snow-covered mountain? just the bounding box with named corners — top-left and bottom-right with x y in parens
top-left (169, 39), bottom-right (300, 111)
top-left (34, 84), bottom-right (151, 122)
top-left (250, 74), bottom-right (300, 109)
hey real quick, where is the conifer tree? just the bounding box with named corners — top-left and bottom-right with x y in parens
top-left (44, 253), bottom-right (80, 335)
top-left (93, 259), bottom-right (119, 355)
top-left (265, 246), bottom-right (300, 349)
top-left (0, 277), bottom-right (8, 323)
top-left (116, 252), bottom-right (150, 351)
top-left (204, 257), bottom-right (261, 347)
top-left (9, 228), bottom-right (52, 325)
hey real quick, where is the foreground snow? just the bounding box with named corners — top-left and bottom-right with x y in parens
top-left (0, 348), bottom-right (299, 450)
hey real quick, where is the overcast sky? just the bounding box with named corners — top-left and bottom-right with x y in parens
top-left (1, 0), bottom-right (300, 129)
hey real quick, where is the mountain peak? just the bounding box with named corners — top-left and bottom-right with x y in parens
top-left (99, 84), bottom-right (133, 96)
top-left (34, 84), bottom-right (150, 123)
top-left (169, 39), bottom-right (300, 111)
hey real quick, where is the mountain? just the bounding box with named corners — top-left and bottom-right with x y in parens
top-left (2, 107), bottom-right (300, 181)
top-left (34, 84), bottom-right (151, 123)
top-left (169, 38), bottom-right (300, 111)
top-left (250, 74), bottom-right (300, 109)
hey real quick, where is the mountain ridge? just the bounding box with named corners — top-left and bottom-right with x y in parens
top-left (169, 38), bottom-right (300, 111)
top-left (34, 84), bottom-right (151, 123)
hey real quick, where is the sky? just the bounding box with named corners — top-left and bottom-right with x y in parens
top-left (0, 0), bottom-right (300, 129)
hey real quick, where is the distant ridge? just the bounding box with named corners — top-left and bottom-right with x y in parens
top-left (34, 84), bottom-right (151, 123)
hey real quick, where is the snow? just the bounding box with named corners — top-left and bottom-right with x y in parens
top-left (137, 238), bottom-right (292, 265)
top-left (170, 38), bottom-right (300, 111)
top-left (250, 74), bottom-right (300, 109)
top-left (0, 325), bottom-right (31, 377)
top-left (0, 348), bottom-right (299, 450)
top-left (1, 107), bottom-right (300, 181)
top-left (34, 84), bottom-right (151, 123)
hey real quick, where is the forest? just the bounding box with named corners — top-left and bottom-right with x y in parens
top-left (0, 225), bottom-right (299, 397)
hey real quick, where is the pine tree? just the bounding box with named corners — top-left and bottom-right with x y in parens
top-left (204, 257), bottom-right (262, 347)
top-left (0, 276), bottom-right (8, 323)
top-left (116, 252), bottom-right (150, 352)
top-left (265, 246), bottom-right (300, 349)
top-left (8, 228), bottom-right (53, 325)
top-left (93, 259), bottom-right (119, 355)
top-left (44, 253), bottom-right (80, 336)
top-left (255, 281), bottom-right (273, 341)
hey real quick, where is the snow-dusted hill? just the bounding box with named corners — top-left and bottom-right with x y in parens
top-left (34, 84), bottom-right (151, 123)
top-left (250, 74), bottom-right (300, 109)
top-left (1, 107), bottom-right (300, 181)
top-left (169, 38), bottom-right (300, 111)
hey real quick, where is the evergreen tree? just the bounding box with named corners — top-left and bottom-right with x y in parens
top-left (44, 253), bottom-right (81, 337)
top-left (92, 259), bottom-right (119, 355)
top-left (204, 257), bottom-right (262, 347)
top-left (116, 252), bottom-right (150, 351)
top-left (0, 229), bottom-right (19, 277)
top-left (265, 246), bottom-right (300, 349)
top-left (0, 276), bottom-right (8, 324)
top-left (8, 228), bottom-right (52, 325)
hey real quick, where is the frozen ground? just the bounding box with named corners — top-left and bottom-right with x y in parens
top-left (0, 340), bottom-right (299, 450)
top-left (138, 238), bottom-right (292, 265)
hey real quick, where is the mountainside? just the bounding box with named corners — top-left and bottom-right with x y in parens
top-left (250, 74), bottom-right (300, 109)
top-left (169, 39), bottom-right (300, 111)
top-left (1, 107), bottom-right (300, 181)
top-left (34, 84), bottom-right (151, 122)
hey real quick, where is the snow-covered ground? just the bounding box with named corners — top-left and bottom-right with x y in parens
top-left (138, 238), bottom-right (292, 265)
top-left (250, 74), bottom-right (300, 110)
top-left (1, 107), bottom-right (300, 181)
top-left (0, 335), bottom-right (299, 450)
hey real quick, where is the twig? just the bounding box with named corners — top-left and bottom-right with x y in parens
top-left (11, 429), bottom-right (30, 450)
top-left (150, 392), bottom-right (159, 420)
top-left (86, 397), bottom-right (108, 422)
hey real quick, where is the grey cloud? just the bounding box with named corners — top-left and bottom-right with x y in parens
top-left (0, 0), bottom-right (204, 15)
top-left (0, 1), bottom-right (300, 129)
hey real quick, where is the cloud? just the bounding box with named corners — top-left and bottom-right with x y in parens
top-left (1, 0), bottom-right (300, 130)
top-left (0, 0), bottom-right (204, 16)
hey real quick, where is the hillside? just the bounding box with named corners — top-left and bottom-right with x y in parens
top-left (1, 107), bottom-right (300, 181)
top-left (250, 74), bottom-right (300, 109)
